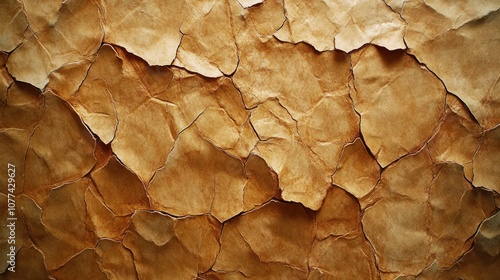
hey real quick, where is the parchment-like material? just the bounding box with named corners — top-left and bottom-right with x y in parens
top-left (362, 150), bottom-right (497, 275)
top-left (428, 94), bottom-right (483, 181)
top-left (0, 1), bottom-right (499, 279)
top-left (351, 46), bottom-right (446, 167)
top-left (6, 0), bottom-right (102, 89)
top-left (123, 211), bottom-right (221, 279)
top-left (333, 138), bottom-right (381, 198)
top-left (213, 201), bottom-right (313, 278)
top-left (403, 0), bottom-right (500, 129)
top-left (473, 126), bottom-right (500, 193)
top-left (275, 0), bottom-right (406, 52)
top-left (101, 0), bottom-right (186, 66)
top-left (0, 0), bottom-right (28, 52)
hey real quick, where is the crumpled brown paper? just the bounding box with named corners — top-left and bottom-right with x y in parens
top-left (1, 0), bottom-right (499, 279)
top-left (403, 0), bottom-right (500, 130)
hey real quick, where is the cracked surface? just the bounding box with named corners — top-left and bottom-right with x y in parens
top-left (1, 0), bottom-right (499, 279)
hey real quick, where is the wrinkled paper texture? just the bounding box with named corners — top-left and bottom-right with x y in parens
top-left (1, 0), bottom-right (499, 279)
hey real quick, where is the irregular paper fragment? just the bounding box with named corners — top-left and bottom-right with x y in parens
top-left (214, 201), bottom-right (313, 277)
top-left (403, 0), bottom-right (500, 45)
top-left (233, 201), bottom-right (314, 269)
top-left (410, 211), bottom-right (500, 280)
top-left (174, 0), bottom-right (239, 77)
top-left (66, 44), bottom-right (173, 141)
top-left (242, 154), bottom-right (278, 211)
top-left (90, 156), bottom-right (149, 216)
top-left (473, 126), bottom-right (500, 193)
top-left (250, 100), bottom-right (331, 210)
top-left (46, 60), bottom-right (93, 100)
top-left (238, 0), bottom-right (263, 8)
top-left (92, 139), bottom-right (114, 171)
top-left (111, 92), bottom-right (175, 182)
top-left (6, 0), bottom-right (103, 89)
top-left (234, 37), bottom-right (351, 116)
top-left (362, 150), bottom-right (497, 275)
top-left (316, 187), bottom-right (361, 239)
top-left (173, 215), bottom-right (222, 272)
top-left (404, 3), bottom-right (500, 129)
top-left (448, 211), bottom-right (500, 279)
top-left (243, 0), bottom-right (285, 37)
top-left (96, 240), bottom-right (137, 280)
top-left (298, 94), bottom-right (360, 171)
top-left (163, 70), bottom-right (258, 158)
top-left (310, 234), bottom-right (378, 280)
top-left (21, 180), bottom-right (97, 271)
top-left (101, 0), bottom-right (186, 65)
top-left (213, 221), bottom-right (308, 279)
top-left (23, 92), bottom-right (96, 204)
top-left (275, 0), bottom-right (406, 52)
top-left (428, 94), bottom-right (482, 180)
top-left (50, 249), bottom-right (107, 280)
top-left (149, 125), bottom-right (247, 222)
top-left (19, 0), bottom-right (62, 33)
top-left (0, 0), bottom-right (29, 52)
top-left (84, 188), bottom-right (130, 240)
top-left (352, 46), bottom-right (446, 167)
top-left (123, 211), bottom-right (221, 278)
top-left (125, 219), bottom-right (197, 279)
top-left (333, 138), bottom-right (381, 198)
top-left (66, 49), bottom-right (119, 144)
top-left (0, 82), bottom-right (43, 130)
top-left (427, 164), bottom-right (497, 267)
top-left (129, 211), bottom-right (175, 246)
top-left (196, 107), bottom-right (242, 150)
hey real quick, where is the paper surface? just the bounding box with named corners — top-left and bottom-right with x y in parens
top-left (1, 0), bottom-right (499, 279)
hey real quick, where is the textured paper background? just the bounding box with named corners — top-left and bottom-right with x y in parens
top-left (1, 0), bottom-right (499, 279)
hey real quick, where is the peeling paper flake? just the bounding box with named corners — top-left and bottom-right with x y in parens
top-left (51, 44), bottom-right (175, 182)
top-left (174, 0), bottom-right (240, 77)
top-left (238, 0), bottom-right (263, 9)
top-left (333, 138), bottom-right (381, 198)
top-left (351, 46), bottom-right (446, 167)
top-left (275, 0), bottom-right (406, 52)
top-left (6, 0), bottom-right (103, 89)
top-left (403, 1), bottom-right (500, 129)
top-left (101, 0), bottom-right (186, 66)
